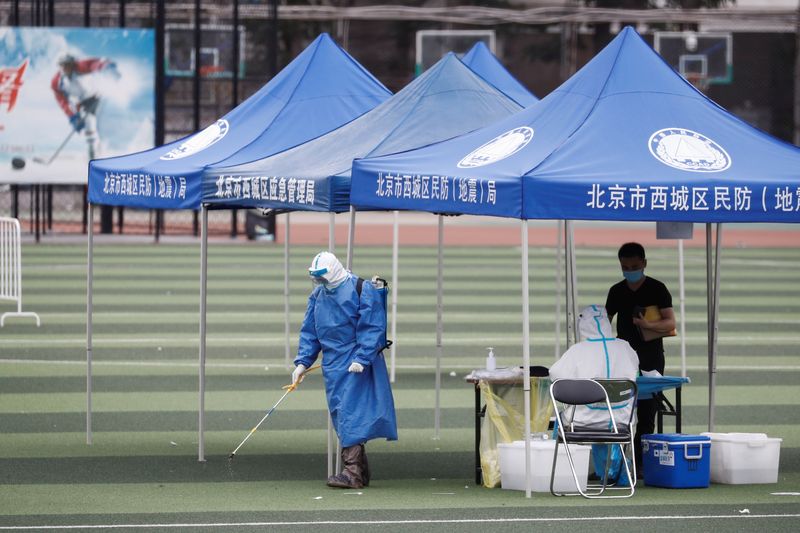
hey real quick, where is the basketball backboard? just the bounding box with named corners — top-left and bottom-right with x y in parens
top-left (165, 24), bottom-right (246, 78)
top-left (654, 31), bottom-right (732, 88)
top-left (415, 29), bottom-right (495, 76)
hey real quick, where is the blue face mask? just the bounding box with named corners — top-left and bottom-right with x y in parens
top-left (623, 269), bottom-right (644, 283)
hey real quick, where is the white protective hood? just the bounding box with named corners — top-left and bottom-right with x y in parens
top-left (308, 251), bottom-right (349, 289)
top-left (550, 305), bottom-right (640, 429)
top-left (578, 304), bottom-right (615, 342)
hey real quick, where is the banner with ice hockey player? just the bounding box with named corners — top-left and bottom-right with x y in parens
top-left (0, 27), bottom-right (155, 184)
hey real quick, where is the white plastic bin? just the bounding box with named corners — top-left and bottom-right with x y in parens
top-left (701, 432), bottom-right (782, 484)
top-left (497, 439), bottom-right (590, 492)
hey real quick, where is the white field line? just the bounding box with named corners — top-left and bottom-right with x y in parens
top-left (1, 358), bottom-right (800, 372)
top-left (1, 513), bottom-right (799, 530)
top-left (0, 336), bottom-right (289, 345)
top-left (31, 312), bottom-right (800, 326)
top-left (3, 335), bottom-right (800, 346)
top-left (0, 359), bottom-right (277, 368)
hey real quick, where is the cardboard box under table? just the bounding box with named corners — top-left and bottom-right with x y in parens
top-left (642, 433), bottom-right (711, 488)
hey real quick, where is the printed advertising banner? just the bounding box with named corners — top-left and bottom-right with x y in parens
top-left (0, 27), bottom-right (155, 184)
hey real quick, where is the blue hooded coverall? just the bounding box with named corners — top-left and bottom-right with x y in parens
top-left (295, 274), bottom-right (398, 448)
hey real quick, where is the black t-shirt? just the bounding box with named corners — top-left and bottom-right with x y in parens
top-left (605, 276), bottom-right (673, 373)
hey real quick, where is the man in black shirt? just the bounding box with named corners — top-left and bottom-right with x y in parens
top-left (605, 242), bottom-right (676, 475)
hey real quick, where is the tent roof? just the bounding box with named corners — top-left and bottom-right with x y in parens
top-left (351, 27), bottom-right (800, 223)
top-left (461, 41), bottom-right (538, 107)
top-left (87, 33), bottom-right (391, 209)
top-left (204, 53), bottom-right (522, 213)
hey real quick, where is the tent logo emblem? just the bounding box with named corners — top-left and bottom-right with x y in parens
top-left (160, 119), bottom-right (230, 160)
top-left (648, 128), bottom-right (731, 172)
top-left (457, 126), bottom-right (533, 168)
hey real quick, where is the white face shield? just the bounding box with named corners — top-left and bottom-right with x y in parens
top-left (308, 266), bottom-right (329, 286)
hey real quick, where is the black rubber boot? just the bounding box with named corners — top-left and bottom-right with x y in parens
top-left (361, 444), bottom-right (370, 487)
top-left (326, 445), bottom-right (364, 489)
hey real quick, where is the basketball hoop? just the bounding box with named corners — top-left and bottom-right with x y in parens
top-left (685, 72), bottom-right (709, 93)
top-left (654, 31), bottom-right (732, 92)
top-left (166, 23), bottom-right (246, 79)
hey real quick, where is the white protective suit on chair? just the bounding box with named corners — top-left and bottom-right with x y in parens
top-left (549, 304), bottom-right (639, 430)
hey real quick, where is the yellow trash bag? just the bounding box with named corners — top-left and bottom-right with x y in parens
top-left (479, 378), bottom-right (553, 488)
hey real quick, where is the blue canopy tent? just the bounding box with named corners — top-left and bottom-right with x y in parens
top-left (352, 27), bottom-right (800, 495)
top-left (84, 33), bottom-right (392, 461)
top-left (203, 52), bottom-right (521, 212)
top-left (88, 33), bottom-right (390, 209)
top-left (204, 53), bottom-right (523, 467)
top-left (461, 41), bottom-right (538, 107)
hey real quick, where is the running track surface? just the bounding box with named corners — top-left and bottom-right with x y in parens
top-left (278, 214), bottom-right (800, 248)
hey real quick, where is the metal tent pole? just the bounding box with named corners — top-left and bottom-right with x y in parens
top-left (710, 224), bottom-right (723, 431)
top-left (434, 215), bottom-right (444, 439)
top-left (346, 206), bottom-right (355, 270)
top-left (390, 211), bottom-right (399, 383)
top-left (86, 203), bottom-right (94, 445)
top-left (679, 239), bottom-right (687, 378)
top-left (198, 205), bottom-right (208, 462)
top-left (554, 220), bottom-right (563, 360)
top-left (327, 212), bottom-right (336, 477)
top-left (564, 221), bottom-right (578, 347)
top-left (568, 222), bottom-right (579, 342)
top-left (328, 213), bottom-right (335, 253)
top-left (335, 206), bottom-right (357, 473)
top-left (706, 224), bottom-right (713, 431)
top-left (521, 219), bottom-right (532, 499)
top-left (284, 212), bottom-right (291, 369)
top-left (564, 220), bottom-right (572, 346)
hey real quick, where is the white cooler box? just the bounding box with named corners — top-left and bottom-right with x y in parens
top-left (497, 440), bottom-right (590, 493)
top-left (701, 432), bottom-right (782, 484)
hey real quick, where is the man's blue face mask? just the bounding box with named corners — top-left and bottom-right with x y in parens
top-left (623, 269), bottom-right (644, 283)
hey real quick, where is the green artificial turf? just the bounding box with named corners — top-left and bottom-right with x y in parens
top-left (0, 242), bottom-right (798, 530)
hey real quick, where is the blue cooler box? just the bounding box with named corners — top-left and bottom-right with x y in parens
top-left (642, 433), bottom-right (710, 488)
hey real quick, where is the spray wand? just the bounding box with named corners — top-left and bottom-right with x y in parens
top-left (228, 364), bottom-right (320, 459)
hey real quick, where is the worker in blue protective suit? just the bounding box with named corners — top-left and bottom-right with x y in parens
top-left (292, 251), bottom-right (397, 489)
top-left (549, 305), bottom-right (639, 484)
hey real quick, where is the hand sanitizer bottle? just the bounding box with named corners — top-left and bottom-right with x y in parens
top-left (485, 347), bottom-right (496, 371)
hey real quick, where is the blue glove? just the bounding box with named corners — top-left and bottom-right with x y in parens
top-left (69, 113), bottom-right (84, 132)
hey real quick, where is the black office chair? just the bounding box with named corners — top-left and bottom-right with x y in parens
top-left (549, 378), bottom-right (637, 498)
